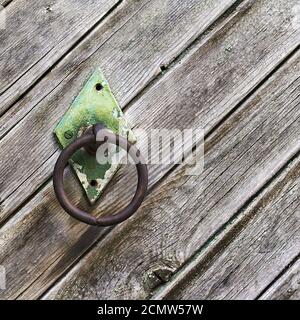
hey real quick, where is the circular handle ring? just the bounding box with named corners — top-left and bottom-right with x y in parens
top-left (53, 124), bottom-right (148, 226)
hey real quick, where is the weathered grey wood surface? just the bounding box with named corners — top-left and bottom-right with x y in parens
top-left (0, 0), bottom-right (237, 214)
top-left (44, 47), bottom-right (300, 300)
top-left (0, 0), bottom-right (239, 299)
top-left (0, 0), bottom-right (236, 139)
top-left (0, 0), bottom-right (299, 300)
top-left (0, 0), bottom-right (122, 115)
top-left (0, 0), bottom-right (12, 7)
top-left (260, 258), bottom-right (300, 300)
top-left (153, 156), bottom-right (300, 299)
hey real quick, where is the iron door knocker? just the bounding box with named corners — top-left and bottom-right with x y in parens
top-left (53, 69), bottom-right (148, 226)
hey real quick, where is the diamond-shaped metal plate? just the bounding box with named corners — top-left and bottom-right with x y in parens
top-left (54, 68), bottom-right (136, 204)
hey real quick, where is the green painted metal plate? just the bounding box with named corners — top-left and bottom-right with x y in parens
top-left (54, 68), bottom-right (136, 204)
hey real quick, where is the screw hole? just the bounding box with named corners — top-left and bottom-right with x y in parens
top-left (90, 180), bottom-right (98, 187)
top-left (64, 130), bottom-right (73, 139)
top-left (95, 83), bottom-right (103, 91)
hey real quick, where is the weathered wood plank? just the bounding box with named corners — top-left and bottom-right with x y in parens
top-left (1, 0), bottom-right (299, 224)
top-left (0, 0), bottom-right (241, 299)
top-left (0, 0), bottom-right (149, 218)
top-left (259, 258), bottom-right (300, 300)
top-left (154, 156), bottom-right (300, 300)
top-left (0, 0), bottom-right (12, 7)
top-left (0, 0), bottom-right (236, 138)
top-left (1, 0), bottom-right (299, 299)
top-left (0, 0), bottom-right (237, 213)
top-left (43, 48), bottom-right (300, 299)
top-left (0, 0), bottom-right (120, 114)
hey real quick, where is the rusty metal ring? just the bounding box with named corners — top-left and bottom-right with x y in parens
top-left (53, 124), bottom-right (148, 226)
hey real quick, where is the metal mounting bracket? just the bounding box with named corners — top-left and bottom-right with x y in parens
top-left (54, 68), bottom-right (136, 204)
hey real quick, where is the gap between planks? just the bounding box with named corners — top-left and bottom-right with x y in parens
top-left (0, 0), bottom-right (241, 225)
top-left (0, 0), bottom-right (13, 7)
top-left (0, 0), bottom-right (153, 141)
top-left (0, 0), bottom-right (239, 138)
top-left (258, 255), bottom-right (300, 300)
top-left (0, 0), bottom-right (241, 300)
top-left (0, 0), bottom-right (124, 115)
top-left (0, 0), bottom-right (298, 300)
top-left (152, 150), bottom-right (300, 300)
top-left (43, 46), bottom-right (300, 299)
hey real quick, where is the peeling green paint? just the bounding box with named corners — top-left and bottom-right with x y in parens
top-left (54, 68), bottom-right (136, 204)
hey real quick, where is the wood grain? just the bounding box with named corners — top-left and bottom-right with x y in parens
top-left (0, 0), bottom-right (299, 300)
top-left (0, 0), bottom-right (120, 114)
top-left (154, 156), bottom-right (300, 300)
top-left (0, 0), bottom-right (13, 7)
top-left (0, 0), bottom-right (240, 299)
top-left (1, 0), bottom-right (299, 225)
top-left (259, 258), bottom-right (300, 300)
top-left (43, 48), bottom-right (300, 299)
top-left (0, 0), bottom-right (237, 218)
top-left (0, 0), bottom-right (237, 138)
